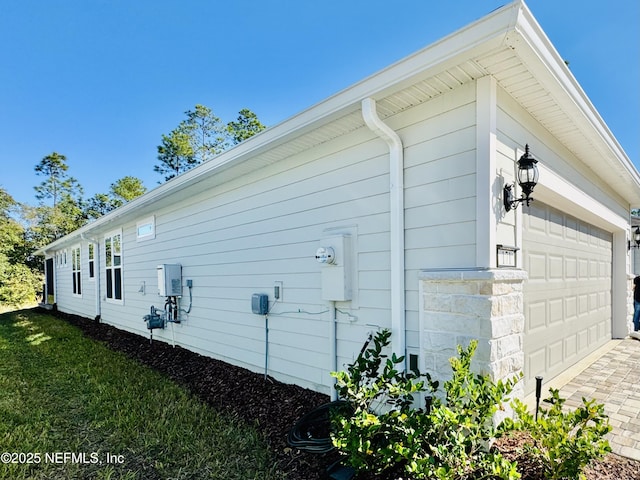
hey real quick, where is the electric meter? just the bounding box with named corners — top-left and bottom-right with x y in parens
top-left (315, 246), bottom-right (335, 264)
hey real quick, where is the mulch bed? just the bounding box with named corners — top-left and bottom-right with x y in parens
top-left (48, 309), bottom-right (640, 479)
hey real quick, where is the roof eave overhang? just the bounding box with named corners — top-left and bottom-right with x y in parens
top-left (506, 3), bottom-right (640, 207)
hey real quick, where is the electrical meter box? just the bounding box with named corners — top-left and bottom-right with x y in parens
top-left (318, 234), bottom-right (352, 301)
top-left (157, 264), bottom-right (182, 297)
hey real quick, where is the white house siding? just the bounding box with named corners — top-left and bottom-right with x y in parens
top-left (388, 81), bottom-right (479, 357)
top-left (53, 243), bottom-right (97, 320)
top-left (81, 126), bottom-right (400, 394)
top-left (49, 82), bottom-right (481, 393)
top-left (41, 2), bottom-right (640, 399)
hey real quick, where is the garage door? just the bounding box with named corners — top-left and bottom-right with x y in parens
top-left (522, 202), bottom-right (612, 395)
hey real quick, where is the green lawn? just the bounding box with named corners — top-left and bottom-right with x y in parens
top-left (0, 309), bottom-right (280, 479)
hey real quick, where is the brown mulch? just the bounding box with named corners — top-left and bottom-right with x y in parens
top-left (48, 309), bottom-right (640, 479)
top-left (494, 432), bottom-right (640, 480)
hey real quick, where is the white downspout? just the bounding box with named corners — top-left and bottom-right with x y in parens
top-left (362, 97), bottom-right (406, 368)
top-left (81, 234), bottom-right (101, 321)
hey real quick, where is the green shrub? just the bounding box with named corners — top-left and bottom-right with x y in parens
top-left (502, 389), bottom-right (611, 480)
top-left (331, 329), bottom-right (521, 479)
top-left (0, 258), bottom-right (42, 307)
top-left (331, 329), bottom-right (437, 474)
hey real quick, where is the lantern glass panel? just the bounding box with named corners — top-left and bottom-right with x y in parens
top-left (518, 163), bottom-right (538, 185)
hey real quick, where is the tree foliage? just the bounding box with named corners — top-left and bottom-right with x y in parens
top-left (0, 187), bottom-right (42, 307)
top-left (155, 104), bottom-right (266, 182)
top-left (34, 152), bottom-right (83, 208)
top-left (84, 176), bottom-right (147, 220)
top-left (227, 108), bottom-right (266, 145)
top-left (183, 104), bottom-right (228, 163)
top-left (32, 152), bottom-right (84, 241)
top-left (110, 176), bottom-right (147, 203)
top-left (1, 102), bottom-right (264, 305)
top-left (154, 128), bottom-right (197, 182)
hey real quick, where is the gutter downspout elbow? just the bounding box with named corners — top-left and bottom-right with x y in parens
top-left (362, 97), bottom-right (406, 369)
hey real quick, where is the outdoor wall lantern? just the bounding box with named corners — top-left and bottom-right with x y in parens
top-left (503, 144), bottom-right (539, 212)
top-left (629, 226), bottom-right (640, 250)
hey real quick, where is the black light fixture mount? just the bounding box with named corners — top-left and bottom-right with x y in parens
top-left (504, 144), bottom-right (539, 212)
top-left (629, 226), bottom-right (640, 250)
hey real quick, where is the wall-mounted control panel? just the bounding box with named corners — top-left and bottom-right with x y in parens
top-left (317, 234), bottom-right (352, 301)
top-left (157, 264), bottom-right (182, 297)
top-left (252, 293), bottom-right (269, 315)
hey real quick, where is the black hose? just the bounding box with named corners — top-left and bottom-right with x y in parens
top-left (287, 401), bottom-right (353, 454)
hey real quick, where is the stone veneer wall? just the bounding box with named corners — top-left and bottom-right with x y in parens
top-left (419, 268), bottom-right (528, 399)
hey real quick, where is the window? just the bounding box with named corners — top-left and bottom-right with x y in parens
top-left (88, 243), bottom-right (95, 279)
top-left (105, 231), bottom-right (123, 302)
top-left (72, 247), bottom-right (81, 296)
top-left (136, 216), bottom-right (155, 242)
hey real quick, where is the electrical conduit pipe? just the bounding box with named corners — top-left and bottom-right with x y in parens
top-left (361, 98), bottom-right (406, 370)
top-left (329, 301), bottom-right (337, 401)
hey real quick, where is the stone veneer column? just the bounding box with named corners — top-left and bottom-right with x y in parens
top-left (419, 268), bottom-right (528, 399)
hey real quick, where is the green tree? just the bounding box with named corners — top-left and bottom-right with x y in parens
top-left (110, 176), bottom-right (146, 203)
top-left (155, 105), bottom-right (267, 183)
top-left (154, 128), bottom-right (197, 182)
top-left (32, 152), bottom-right (84, 241)
top-left (183, 104), bottom-right (228, 163)
top-left (0, 187), bottom-right (42, 307)
top-left (84, 176), bottom-right (147, 220)
top-left (84, 193), bottom-right (117, 220)
top-left (0, 188), bottom-right (24, 265)
top-left (34, 152), bottom-right (83, 208)
top-left (227, 108), bottom-right (266, 145)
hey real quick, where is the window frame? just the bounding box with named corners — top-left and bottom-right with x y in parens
top-left (136, 216), bottom-right (156, 242)
top-left (104, 230), bottom-right (124, 304)
top-left (71, 246), bottom-right (82, 297)
top-left (88, 243), bottom-right (95, 280)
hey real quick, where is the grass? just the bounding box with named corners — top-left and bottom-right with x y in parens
top-left (0, 309), bottom-right (280, 479)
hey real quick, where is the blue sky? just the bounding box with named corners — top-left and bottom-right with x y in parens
top-left (1, 0), bottom-right (638, 206)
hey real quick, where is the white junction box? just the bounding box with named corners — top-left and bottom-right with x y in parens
top-left (157, 264), bottom-right (182, 297)
top-left (318, 234), bottom-right (351, 301)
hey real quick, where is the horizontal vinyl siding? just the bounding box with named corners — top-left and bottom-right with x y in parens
top-left (53, 244), bottom-right (97, 320)
top-left (387, 83), bottom-right (478, 351)
top-left (54, 81), bottom-right (485, 389)
top-left (96, 127), bottom-right (395, 394)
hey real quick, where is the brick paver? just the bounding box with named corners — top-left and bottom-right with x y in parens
top-left (558, 338), bottom-right (640, 461)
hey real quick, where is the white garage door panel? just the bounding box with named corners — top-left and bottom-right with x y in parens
top-left (523, 202), bottom-right (612, 395)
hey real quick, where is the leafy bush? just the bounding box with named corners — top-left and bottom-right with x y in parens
top-left (331, 329), bottom-right (437, 474)
top-left (502, 389), bottom-right (611, 480)
top-left (331, 329), bottom-right (521, 479)
top-left (0, 256), bottom-right (42, 307)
